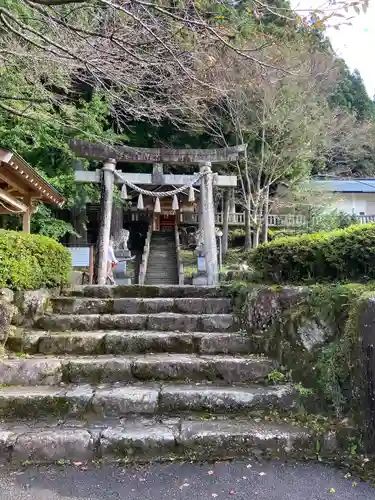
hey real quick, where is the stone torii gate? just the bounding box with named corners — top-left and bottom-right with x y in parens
top-left (70, 139), bottom-right (246, 286)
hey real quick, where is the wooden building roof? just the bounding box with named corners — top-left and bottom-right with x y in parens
top-left (0, 148), bottom-right (64, 214)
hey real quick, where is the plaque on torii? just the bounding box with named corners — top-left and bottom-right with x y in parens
top-left (71, 139), bottom-right (246, 286)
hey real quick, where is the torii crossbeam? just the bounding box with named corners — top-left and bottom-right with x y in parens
top-left (70, 139), bottom-right (246, 165)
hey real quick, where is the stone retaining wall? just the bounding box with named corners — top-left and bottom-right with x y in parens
top-left (228, 283), bottom-right (375, 423)
top-left (0, 288), bottom-right (58, 340)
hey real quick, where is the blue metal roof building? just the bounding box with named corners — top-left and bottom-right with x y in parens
top-left (310, 179), bottom-right (375, 193)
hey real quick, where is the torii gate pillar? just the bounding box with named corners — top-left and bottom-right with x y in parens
top-left (96, 158), bottom-right (116, 285)
top-left (200, 162), bottom-right (218, 286)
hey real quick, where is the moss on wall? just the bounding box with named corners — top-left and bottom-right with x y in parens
top-left (227, 282), bottom-right (375, 422)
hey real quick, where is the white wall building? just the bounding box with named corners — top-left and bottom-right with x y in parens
top-left (310, 179), bottom-right (375, 216)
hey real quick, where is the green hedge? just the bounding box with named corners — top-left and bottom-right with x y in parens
top-left (251, 223), bottom-right (375, 283)
top-left (0, 230), bottom-right (71, 290)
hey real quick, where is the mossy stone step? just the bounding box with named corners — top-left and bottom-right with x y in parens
top-left (0, 354), bottom-right (276, 385)
top-left (0, 417), bottom-right (335, 464)
top-left (8, 331), bottom-right (251, 356)
top-left (0, 383), bottom-right (296, 420)
top-left (61, 285), bottom-right (226, 299)
top-left (36, 313), bottom-right (234, 333)
top-left (51, 298), bottom-right (231, 315)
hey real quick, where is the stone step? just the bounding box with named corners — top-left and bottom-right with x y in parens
top-left (146, 270), bottom-right (177, 275)
top-left (145, 281), bottom-right (178, 286)
top-left (149, 249), bottom-right (176, 253)
top-left (8, 331), bottom-right (250, 356)
top-left (145, 275), bottom-right (177, 280)
top-left (36, 313), bottom-right (234, 332)
top-left (52, 298), bottom-right (231, 315)
top-left (148, 253), bottom-right (176, 257)
top-left (146, 271), bottom-right (176, 274)
top-left (148, 256), bottom-right (175, 259)
top-left (146, 270), bottom-right (176, 274)
top-left (0, 354), bottom-right (276, 385)
top-left (61, 285), bottom-right (225, 299)
top-left (0, 383), bottom-right (296, 420)
top-left (145, 277), bottom-right (177, 282)
top-left (0, 417), bottom-right (332, 464)
top-left (0, 383), bottom-right (296, 419)
top-left (148, 255), bottom-right (175, 259)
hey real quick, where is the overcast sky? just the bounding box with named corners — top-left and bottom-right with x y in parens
top-left (290, 0), bottom-right (375, 97)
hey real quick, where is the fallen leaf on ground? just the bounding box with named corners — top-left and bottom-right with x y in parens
top-left (329, 488), bottom-right (335, 494)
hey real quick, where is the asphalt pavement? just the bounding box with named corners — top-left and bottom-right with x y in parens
top-left (0, 460), bottom-right (373, 500)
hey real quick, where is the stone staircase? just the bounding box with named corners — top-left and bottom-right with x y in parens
top-left (0, 285), bottom-right (332, 464)
top-left (145, 232), bottom-right (178, 285)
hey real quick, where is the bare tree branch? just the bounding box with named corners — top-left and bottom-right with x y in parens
top-left (30, 0), bottom-right (87, 5)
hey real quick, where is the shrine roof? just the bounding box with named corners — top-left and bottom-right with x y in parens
top-left (0, 148), bottom-right (64, 205)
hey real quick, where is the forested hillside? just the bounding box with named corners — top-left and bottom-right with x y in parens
top-left (0, 0), bottom-right (373, 241)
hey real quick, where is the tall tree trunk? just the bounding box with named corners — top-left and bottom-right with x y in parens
top-left (244, 196), bottom-right (252, 251)
top-left (253, 198), bottom-right (264, 248)
top-left (261, 186), bottom-right (270, 243)
top-left (253, 223), bottom-right (261, 248)
top-left (229, 188), bottom-right (236, 216)
top-left (222, 189), bottom-right (229, 256)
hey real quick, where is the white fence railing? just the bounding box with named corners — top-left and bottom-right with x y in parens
top-left (353, 215), bottom-right (375, 224)
top-left (131, 210), bottom-right (375, 229)
top-left (267, 214), bottom-right (307, 227)
top-left (180, 212), bottom-right (246, 225)
top-left (180, 212), bottom-right (306, 227)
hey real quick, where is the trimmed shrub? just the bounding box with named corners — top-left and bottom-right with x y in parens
top-left (0, 230), bottom-right (71, 290)
top-left (250, 223), bottom-right (375, 283)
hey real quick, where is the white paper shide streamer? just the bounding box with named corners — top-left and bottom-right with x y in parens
top-left (188, 185), bottom-right (195, 203)
top-left (120, 183), bottom-right (128, 200)
top-left (172, 194), bottom-right (179, 211)
top-left (154, 197), bottom-right (161, 213)
top-left (137, 193), bottom-right (144, 210)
